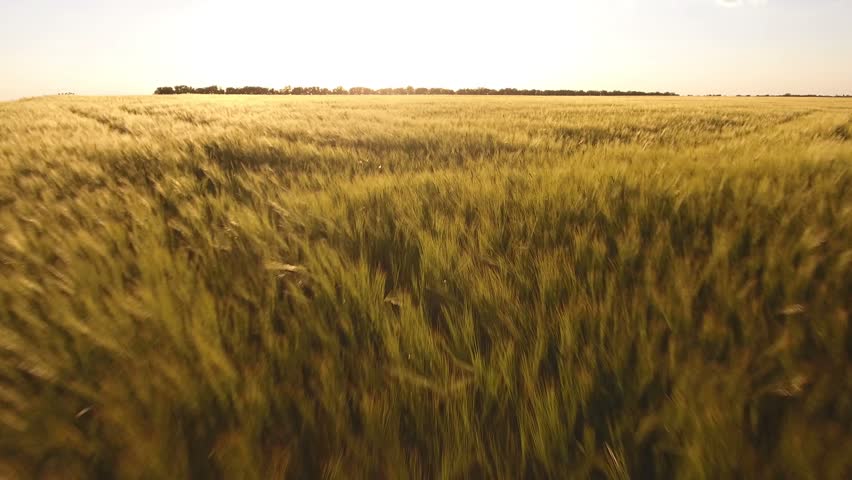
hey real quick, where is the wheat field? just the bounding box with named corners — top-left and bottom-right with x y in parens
top-left (1, 95), bottom-right (850, 479)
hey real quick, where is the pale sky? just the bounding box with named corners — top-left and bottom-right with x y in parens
top-left (1, 0), bottom-right (851, 100)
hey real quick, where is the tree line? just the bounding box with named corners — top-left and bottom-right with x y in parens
top-left (154, 85), bottom-right (679, 96)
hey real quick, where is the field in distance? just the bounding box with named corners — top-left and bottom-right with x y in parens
top-left (1, 95), bottom-right (850, 478)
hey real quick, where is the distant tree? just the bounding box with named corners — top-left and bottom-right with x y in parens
top-left (193, 85), bottom-right (223, 94)
top-left (349, 87), bottom-right (374, 95)
top-left (154, 84), bottom-right (680, 97)
top-left (223, 86), bottom-right (274, 94)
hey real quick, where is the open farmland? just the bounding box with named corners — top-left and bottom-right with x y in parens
top-left (1, 95), bottom-right (851, 478)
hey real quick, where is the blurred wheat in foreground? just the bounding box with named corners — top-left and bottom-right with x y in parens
top-left (0, 95), bottom-right (850, 479)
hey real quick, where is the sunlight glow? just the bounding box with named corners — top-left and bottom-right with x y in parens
top-left (1, 0), bottom-right (851, 99)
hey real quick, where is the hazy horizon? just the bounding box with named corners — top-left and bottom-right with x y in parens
top-left (2, 0), bottom-right (852, 101)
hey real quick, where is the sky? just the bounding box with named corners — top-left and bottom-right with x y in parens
top-left (1, 0), bottom-right (851, 100)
